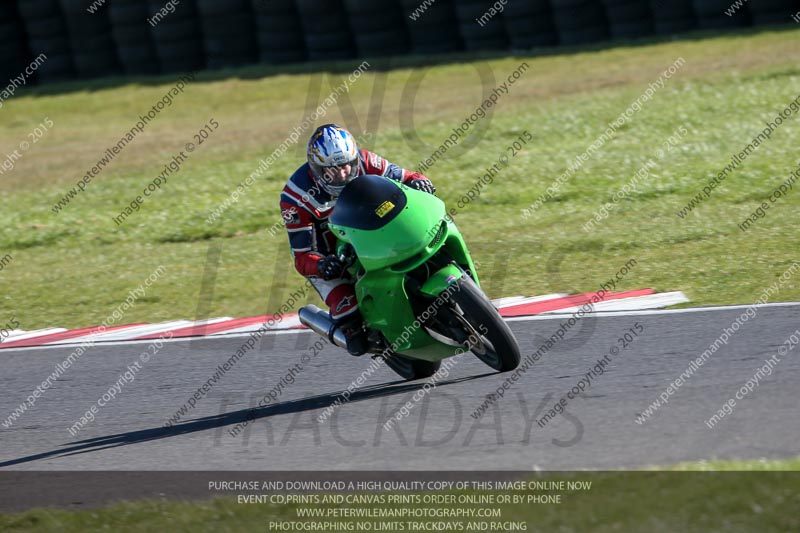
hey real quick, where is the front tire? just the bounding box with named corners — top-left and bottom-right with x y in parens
top-left (448, 276), bottom-right (521, 372)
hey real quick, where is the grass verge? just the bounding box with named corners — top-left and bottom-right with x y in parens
top-left (1, 28), bottom-right (799, 329)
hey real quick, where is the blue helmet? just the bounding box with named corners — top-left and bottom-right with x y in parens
top-left (307, 124), bottom-right (360, 197)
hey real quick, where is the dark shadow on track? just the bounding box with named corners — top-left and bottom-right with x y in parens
top-left (0, 373), bottom-right (494, 468)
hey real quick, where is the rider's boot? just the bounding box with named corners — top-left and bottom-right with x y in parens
top-left (337, 315), bottom-right (368, 356)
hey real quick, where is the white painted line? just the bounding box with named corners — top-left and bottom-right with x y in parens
top-left (506, 300), bottom-right (800, 322)
top-left (209, 314), bottom-right (303, 335)
top-left (4, 300), bottom-right (799, 353)
top-left (193, 317), bottom-right (235, 324)
top-left (2, 327), bottom-right (313, 351)
top-left (0, 328), bottom-right (67, 343)
top-left (53, 320), bottom-right (194, 344)
top-left (491, 295), bottom-right (527, 306)
top-left (157, 316), bottom-right (236, 330)
top-left (539, 292), bottom-right (690, 315)
top-left (45, 317), bottom-right (237, 345)
top-left (207, 315), bottom-right (301, 335)
top-left (493, 294), bottom-right (569, 308)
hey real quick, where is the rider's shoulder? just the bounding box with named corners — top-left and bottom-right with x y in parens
top-left (360, 149), bottom-right (385, 172)
top-left (287, 163), bottom-right (315, 188)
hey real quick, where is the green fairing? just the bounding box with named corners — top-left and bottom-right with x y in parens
top-left (328, 177), bottom-right (479, 361)
top-left (332, 182), bottom-right (441, 271)
top-left (419, 264), bottom-right (463, 298)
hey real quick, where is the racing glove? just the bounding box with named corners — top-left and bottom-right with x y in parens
top-left (407, 179), bottom-right (436, 195)
top-left (317, 255), bottom-right (345, 280)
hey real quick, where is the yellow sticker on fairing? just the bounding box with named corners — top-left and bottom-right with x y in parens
top-left (375, 200), bottom-right (395, 218)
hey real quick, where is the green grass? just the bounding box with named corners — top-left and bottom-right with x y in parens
top-left (665, 456), bottom-right (800, 470)
top-left (1, 458), bottom-right (798, 532)
top-left (1, 29), bottom-right (800, 329)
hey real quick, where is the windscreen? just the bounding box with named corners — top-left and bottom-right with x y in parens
top-left (329, 174), bottom-right (408, 231)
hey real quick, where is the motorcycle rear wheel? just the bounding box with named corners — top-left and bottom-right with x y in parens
top-left (383, 353), bottom-right (441, 381)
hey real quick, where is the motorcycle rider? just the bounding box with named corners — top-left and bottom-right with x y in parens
top-left (280, 124), bottom-right (436, 355)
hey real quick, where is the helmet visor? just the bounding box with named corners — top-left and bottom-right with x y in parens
top-left (311, 158), bottom-right (359, 195)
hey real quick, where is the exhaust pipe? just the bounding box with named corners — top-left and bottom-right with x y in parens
top-left (298, 305), bottom-right (348, 350)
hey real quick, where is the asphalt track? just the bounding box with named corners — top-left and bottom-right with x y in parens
top-left (1, 304), bottom-right (799, 476)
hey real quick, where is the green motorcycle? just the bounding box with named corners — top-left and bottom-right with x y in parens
top-left (298, 174), bottom-right (520, 381)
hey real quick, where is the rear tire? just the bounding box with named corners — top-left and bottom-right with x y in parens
top-left (449, 276), bottom-right (520, 372)
top-left (383, 354), bottom-right (441, 381)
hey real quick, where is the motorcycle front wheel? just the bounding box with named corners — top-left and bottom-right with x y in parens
top-left (448, 275), bottom-right (521, 372)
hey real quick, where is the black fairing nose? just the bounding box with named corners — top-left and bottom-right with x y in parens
top-left (330, 174), bottom-right (408, 231)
